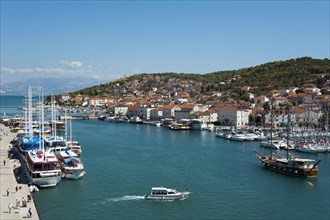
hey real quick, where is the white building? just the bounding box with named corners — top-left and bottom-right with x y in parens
top-left (150, 107), bottom-right (163, 120)
top-left (218, 105), bottom-right (252, 128)
top-left (137, 105), bottom-right (155, 120)
top-left (163, 105), bottom-right (181, 119)
top-left (114, 106), bottom-right (128, 116)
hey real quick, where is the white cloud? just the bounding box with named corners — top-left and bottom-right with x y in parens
top-left (1, 67), bottom-right (34, 74)
top-left (60, 60), bottom-right (83, 69)
top-left (1, 67), bottom-right (68, 74)
top-left (0, 60), bottom-right (114, 84)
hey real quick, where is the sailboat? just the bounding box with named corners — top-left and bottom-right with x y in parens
top-left (66, 119), bottom-right (82, 155)
top-left (25, 90), bottom-right (62, 187)
top-left (254, 104), bottom-right (320, 177)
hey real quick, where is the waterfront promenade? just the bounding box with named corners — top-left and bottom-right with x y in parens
top-left (0, 124), bottom-right (39, 220)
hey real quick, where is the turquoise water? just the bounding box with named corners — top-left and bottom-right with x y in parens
top-left (34, 121), bottom-right (329, 220)
top-left (0, 95), bottom-right (24, 116)
top-left (1, 96), bottom-right (329, 219)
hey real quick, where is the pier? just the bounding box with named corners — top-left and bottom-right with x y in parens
top-left (0, 124), bottom-right (39, 220)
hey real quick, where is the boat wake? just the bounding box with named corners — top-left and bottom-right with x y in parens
top-left (96, 195), bottom-right (145, 205)
top-left (307, 181), bottom-right (314, 187)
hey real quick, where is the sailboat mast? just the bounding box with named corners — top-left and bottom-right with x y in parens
top-left (270, 99), bottom-right (273, 157)
top-left (51, 94), bottom-right (54, 136)
top-left (327, 102), bottom-right (329, 131)
top-left (28, 86), bottom-right (33, 137)
top-left (287, 105), bottom-right (291, 160)
top-left (24, 97), bottom-right (28, 131)
top-left (65, 110), bottom-right (68, 142)
top-left (38, 92), bottom-right (42, 150)
top-left (70, 119), bottom-right (72, 142)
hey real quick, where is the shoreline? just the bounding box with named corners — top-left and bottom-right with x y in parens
top-left (0, 123), bottom-right (39, 220)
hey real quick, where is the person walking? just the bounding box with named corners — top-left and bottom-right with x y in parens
top-left (6, 188), bottom-right (9, 196)
top-left (8, 202), bottom-right (12, 213)
top-left (28, 207), bottom-right (32, 218)
top-left (3, 159), bottom-right (5, 166)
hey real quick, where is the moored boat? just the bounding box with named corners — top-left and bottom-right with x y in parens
top-left (144, 187), bottom-right (190, 200)
top-left (169, 123), bottom-right (191, 130)
top-left (150, 121), bottom-right (162, 127)
top-left (25, 149), bottom-right (62, 187)
top-left (66, 140), bottom-right (82, 155)
top-left (59, 150), bottom-right (85, 179)
top-left (294, 145), bottom-right (318, 154)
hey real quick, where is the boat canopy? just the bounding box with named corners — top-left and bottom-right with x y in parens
top-left (292, 158), bottom-right (315, 162)
top-left (152, 187), bottom-right (168, 191)
top-left (64, 157), bottom-right (73, 164)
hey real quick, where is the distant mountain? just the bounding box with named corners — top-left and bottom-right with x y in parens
top-left (0, 77), bottom-right (104, 95)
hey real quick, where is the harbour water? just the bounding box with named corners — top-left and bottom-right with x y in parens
top-left (1, 96), bottom-right (329, 219)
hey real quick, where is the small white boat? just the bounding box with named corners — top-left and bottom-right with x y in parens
top-left (29, 185), bottom-right (39, 192)
top-left (144, 187), bottom-right (190, 200)
top-left (66, 141), bottom-right (82, 155)
top-left (294, 145), bottom-right (318, 154)
top-left (59, 151), bottom-right (85, 180)
top-left (260, 140), bottom-right (283, 149)
top-left (150, 121), bottom-right (162, 127)
top-left (229, 134), bottom-right (246, 142)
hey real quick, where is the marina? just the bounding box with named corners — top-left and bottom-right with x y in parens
top-left (0, 96), bottom-right (329, 220)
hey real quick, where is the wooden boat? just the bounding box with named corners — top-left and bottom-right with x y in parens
top-left (255, 103), bottom-right (320, 177)
top-left (254, 151), bottom-right (320, 177)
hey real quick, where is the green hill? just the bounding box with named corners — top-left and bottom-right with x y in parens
top-left (71, 57), bottom-right (330, 97)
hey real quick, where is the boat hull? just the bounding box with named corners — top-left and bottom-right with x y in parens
top-left (62, 170), bottom-right (86, 180)
top-left (259, 159), bottom-right (318, 177)
top-left (29, 175), bottom-right (62, 187)
top-left (255, 152), bottom-right (319, 177)
top-left (144, 192), bottom-right (190, 200)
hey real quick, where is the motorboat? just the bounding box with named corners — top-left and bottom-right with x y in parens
top-left (294, 145), bottom-right (318, 154)
top-left (169, 123), bottom-right (191, 130)
top-left (150, 121), bottom-right (162, 127)
top-left (260, 140), bottom-right (284, 149)
top-left (190, 119), bottom-right (207, 130)
top-left (144, 187), bottom-right (190, 200)
top-left (229, 133), bottom-right (246, 142)
top-left (59, 150), bottom-right (85, 180)
top-left (66, 140), bottom-right (82, 155)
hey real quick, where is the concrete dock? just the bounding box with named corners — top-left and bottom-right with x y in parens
top-left (0, 123), bottom-right (39, 220)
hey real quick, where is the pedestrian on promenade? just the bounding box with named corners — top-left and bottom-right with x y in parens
top-left (16, 185), bottom-right (18, 192)
top-left (3, 159), bottom-right (5, 166)
top-left (6, 188), bottom-right (9, 196)
top-left (8, 202), bottom-right (12, 213)
top-left (28, 207), bottom-right (32, 218)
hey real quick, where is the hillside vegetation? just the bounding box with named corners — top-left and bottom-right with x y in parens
top-left (71, 57), bottom-right (330, 97)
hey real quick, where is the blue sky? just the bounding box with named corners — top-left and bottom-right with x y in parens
top-left (1, 1), bottom-right (329, 84)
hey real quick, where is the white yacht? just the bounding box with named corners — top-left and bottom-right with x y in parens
top-left (260, 140), bottom-right (285, 149)
top-left (59, 150), bottom-right (85, 179)
top-left (229, 133), bottom-right (246, 141)
top-left (25, 149), bottom-right (62, 187)
top-left (150, 121), bottom-right (162, 127)
top-left (66, 140), bottom-right (82, 155)
top-left (144, 187), bottom-right (190, 200)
